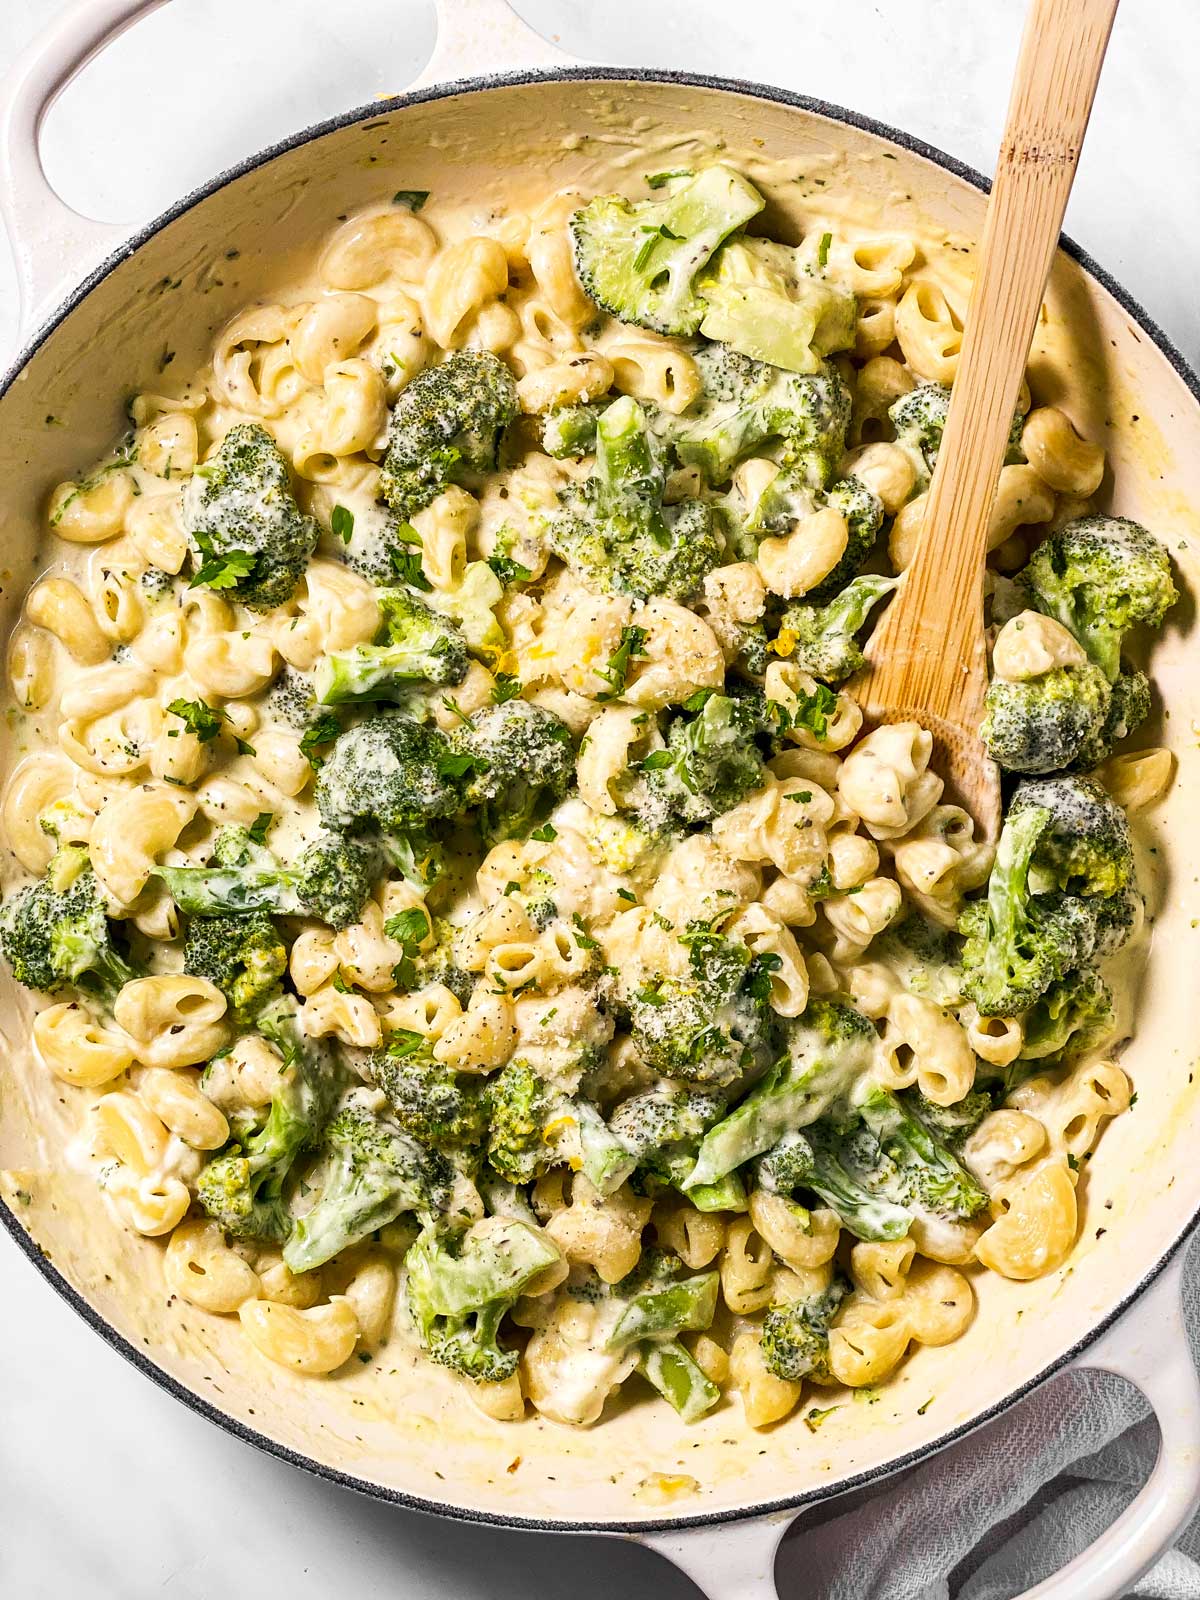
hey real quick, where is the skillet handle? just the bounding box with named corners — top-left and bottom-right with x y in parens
top-left (411, 0), bottom-right (580, 88)
top-left (637, 1254), bottom-right (1200, 1599)
top-left (0, 0), bottom-right (173, 337)
top-left (1012, 1252), bottom-right (1200, 1599)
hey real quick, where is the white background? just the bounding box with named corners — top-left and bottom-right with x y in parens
top-left (0, 2), bottom-right (1197, 1596)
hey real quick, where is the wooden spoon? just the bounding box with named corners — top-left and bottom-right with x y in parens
top-left (851, 0), bottom-right (1119, 842)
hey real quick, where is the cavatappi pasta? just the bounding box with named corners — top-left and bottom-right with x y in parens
top-left (0, 161), bottom-right (1175, 1434)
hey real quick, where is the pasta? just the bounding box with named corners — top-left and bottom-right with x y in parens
top-left (0, 157), bottom-right (1168, 1437)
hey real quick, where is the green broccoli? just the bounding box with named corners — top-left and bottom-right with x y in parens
top-left (628, 924), bottom-right (776, 1088)
top-left (404, 1217), bottom-right (561, 1382)
top-left (637, 692), bottom-right (766, 824)
top-left (1018, 967), bottom-right (1114, 1064)
top-left (957, 801), bottom-right (1099, 1018)
top-left (609, 1087), bottom-right (726, 1191)
top-left (605, 1251), bottom-right (719, 1349)
top-left (1017, 515), bottom-right (1178, 682)
top-left (485, 1059), bottom-right (560, 1184)
top-left (1093, 883), bottom-right (1143, 960)
top-left (870, 913), bottom-right (964, 1006)
top-left (550, 395), bottom-right (723, 600)
top-left (674, 348), bottom-right (851, 489)
top-left (779, 573), bottom-right (899, 683)
top-left (196, 996), bottom-right (341, 1240)
top-left (450, 699), bottom-right (574, 846)
top-left (336, 497), bottom-right (421, 584)
top-left (379, 351), bottom-right (519, 521)
top-left (982, 660), bottom-right (1112, 774)
top-left (283, 1098), bottom-right (453, 1273)
top-left (542, 402), bottom-right (603, 459)
top-left (569, 164), bottom-right (765, 336)
top-left (183, 423), bottom-right (318, 611)
top-left (182, 910), bottom-right (286, 1024)
top-left (156, 825), bottom-right (372, 930)
top-left (697, 238), bottom-right (857, 373)
top-left (890, 383), bottom-right (1024, 488)
top-left (758, 1087), bottom-right (988, 1242)
top-left (1009, 775), bottom-right (1134, 899)
top-left (262, 666), bottom-right (320, 732)
top-left (316, 715), bottom-right (466, 836)
top-left (686, 997), bottom-right (876, 1189)
top-left (1069, 664), bottom-right (1151, 771)
top-left (315, 586), bottom-right (469, 705)
top-left (0, 861), bottom-right (138, 1006)
top-left (897, 1087), bottom-right (994, 1148)
top-left (367, 1040), bottom-right (488, 1156)
top-left (759, 1276), bottom-right (848, 1382)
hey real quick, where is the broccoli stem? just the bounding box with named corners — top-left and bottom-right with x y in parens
top-left (637, 1340), bottom-right (721, 1422)
top-left (684, 1054), bottom-right (849, 1192)
top-left (607, 1270), bottom-right (719, 1349)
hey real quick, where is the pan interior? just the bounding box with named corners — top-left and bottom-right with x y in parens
top-left (1, 73), bottom-right (1199, 1528)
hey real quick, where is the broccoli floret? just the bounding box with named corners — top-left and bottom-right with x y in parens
top-left (638, 692), bottom-right (766, 824)
top-left (367, 1042), bottom-right (487, 1155)
top-left (628, 925), bottom-right (776, 1088)
top-left (0, 862), bottom-right (138, 1006)
top-left (1010, 775), bottom-right (1134, 899)
top-left (316, 715), bottom-right (465, 835)
top-left (404, 1217), bottom-right (561, 1382)
top-left (890, 383), bottom-right (1024, 487)
top-left (1018, 967), bottom-right (1114, 1064)
top-left (183, 423), bottom-right (318, 611)
top-left (550, 396), bottom-right (723, 600)
top-left (291, 832), bottom-right (376, 928)
top-left (1093, 883), bottom-right (1143, 960)
top-left (183, 910), bottom-right (286, 1024)
top-left (759, 1276), bottom-right (848, 1382)
top-left (336, 497), bottom-right (419, 584)
top-left (315, 586), bottom-right (469, 705)
top-left (982, 661), bottom-right (1112, 774)
top-left (957, 801), bottom-right (1100, 1018)
top-left (761, 1088), bottom-right (988, 1242)
top-left (857, 1085), bottom-right (989, 1217)
top-left (379, 351), bottom-right (519, 520)
top-left (262, 666), bottom-right (319, 732)
top-left (1069, 664), bottom-right (1151, 770)
top-left (674, 349), bottom-right (851, 489)
top-left (779, 573), bottom-right (899, 683)
top-left (196, 996), bottom-right (340, 1241)
top-left (697, 238), bottom-right (857, 373)
top-left (450, 700), bottom-right (574, 846)
top-left (609, 1088), bottom-right (725, 1193)
top-left (871, 912), bottom-right (964, 1006)
top-left (569, 164), bottom-right (765, 336)
top-left (1018, 515), bottom-right (1178, 682)
top-left (486, 1060), bottom-right (560, 1184)
top-left (687, 997), bottom-right (876, 1190)
top-left (898, 1087), bottom-right (994, 1148)
top-left (283, 1099), bottom-right (453, 1273)
top-left (156, 827), bottom-right (372, 930)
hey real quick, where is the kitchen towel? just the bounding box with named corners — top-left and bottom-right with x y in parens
top-left (780, 1234), bottom-right (1200, 1598)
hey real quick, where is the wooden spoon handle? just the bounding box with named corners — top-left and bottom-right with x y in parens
top-left (867, 0), bottom-right (1119, 721)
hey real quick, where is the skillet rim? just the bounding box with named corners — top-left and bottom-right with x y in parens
top-left (1, 63), bottom-right (1198, 1536)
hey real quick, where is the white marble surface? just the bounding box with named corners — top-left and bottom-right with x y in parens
top-left (0, 2), bottom-right (1198, 1596)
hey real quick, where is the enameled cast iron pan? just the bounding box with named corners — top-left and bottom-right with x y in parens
top-left (3, 3), bottom-right (1200, 1594)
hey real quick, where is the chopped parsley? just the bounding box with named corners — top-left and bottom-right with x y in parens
top-left (189, 548), bottom-right (257, 592)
